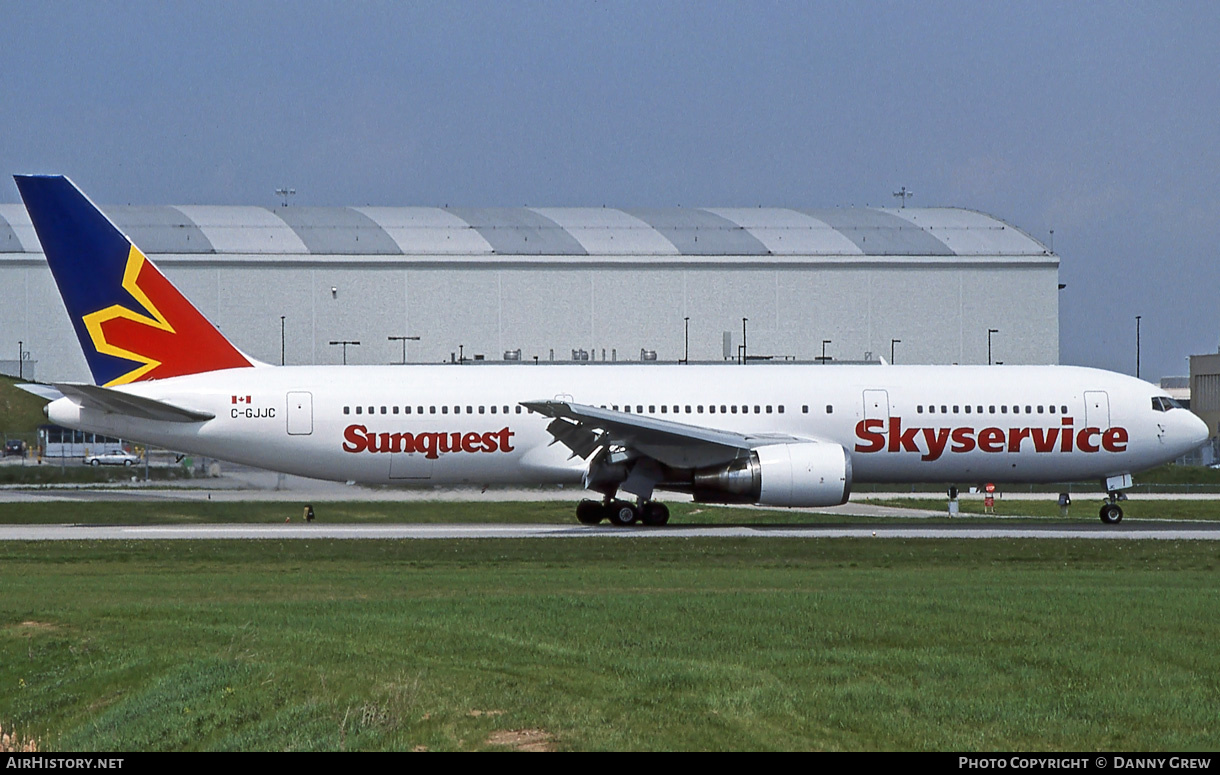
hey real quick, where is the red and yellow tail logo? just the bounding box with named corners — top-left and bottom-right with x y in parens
top-left (82, 246), bottom-right (252, 386)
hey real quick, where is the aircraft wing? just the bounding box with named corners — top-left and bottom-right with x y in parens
top-left (521, 400), bottom-right (809, 469)
top-left (55, 383), bottom-right (215, 423)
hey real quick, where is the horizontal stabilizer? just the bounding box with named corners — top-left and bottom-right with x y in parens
top-left (15, 383), bottom-right (64, 402)
top-left (55, 383), bottom-right (214, 423)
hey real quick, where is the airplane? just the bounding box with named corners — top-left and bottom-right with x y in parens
top-left (12, 174), bottom-right (1211, 526)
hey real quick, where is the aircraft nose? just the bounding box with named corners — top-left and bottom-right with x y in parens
top-left (1188, 411), bottom-right (1211, 447)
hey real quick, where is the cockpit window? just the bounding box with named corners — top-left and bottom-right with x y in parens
top-left (1152, 396), bottom-right (1184, 412)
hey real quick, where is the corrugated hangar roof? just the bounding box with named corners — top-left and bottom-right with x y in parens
top-left (0, 203), bottom-right (1049, 258)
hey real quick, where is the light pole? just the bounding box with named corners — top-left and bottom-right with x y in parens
top-left (329, 340), bottom-right (360, 365)
top-left (741, 318), bottom-right (748, 364)
top-left (891, 339), bottom-right (901, 364)
top-left (818, 339), bottom-right (832, 364)
top-left (1135, 316), bottom-right (1142, 379)
top-left (388, 335), bottom-right (420, 365)
top-left (16, 340), bottom-right (22, 380)
top-left (682, 317), bottom-right (690, 364)
top-left (280, 316), bottom-right (286, 366)
top-left (987, 329), bottom-right (999, 365)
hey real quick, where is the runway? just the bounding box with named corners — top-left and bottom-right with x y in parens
top-left (3, 464), bottom-right (1219, 540)
top-left (2, 521), bottom-right (1219, 541)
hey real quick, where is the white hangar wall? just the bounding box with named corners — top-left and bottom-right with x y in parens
top-left (0, 204), bottom-right (1058, 383)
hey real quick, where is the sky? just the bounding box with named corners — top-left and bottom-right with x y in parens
top-left (2, 1), bottom-right (1217, 381)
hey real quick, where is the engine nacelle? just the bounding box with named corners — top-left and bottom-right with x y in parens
top-left (692, 442), bottom-right (852, 507)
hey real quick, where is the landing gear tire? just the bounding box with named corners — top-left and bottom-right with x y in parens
top-left (607, 500), bottom-right (638, 527)
top-left (576, 499), bottom-right (604, 525)
top-left (640, 501), bottom-right (670, 526)
top-left (1099, 503), bottom-right (1123, 524)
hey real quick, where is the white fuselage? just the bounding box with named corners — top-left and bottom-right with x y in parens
top-left (47, 363), bottom-right (1209, 490)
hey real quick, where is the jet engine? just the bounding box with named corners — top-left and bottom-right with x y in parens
top-left (691, 442), bottom-right (852, 507)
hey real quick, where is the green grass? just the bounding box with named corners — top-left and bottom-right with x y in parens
top-left (0, 376), bottom-right (49, 446)
top-left (2, 537), bottom-right (1219, 751)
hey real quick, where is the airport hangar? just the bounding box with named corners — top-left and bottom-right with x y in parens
top-left (0, 203), bottom-right (1058, 384)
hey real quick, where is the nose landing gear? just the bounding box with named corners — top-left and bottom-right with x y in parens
top-left (1099, 491), bottom-right (1125, 524)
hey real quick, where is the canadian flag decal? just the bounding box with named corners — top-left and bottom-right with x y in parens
top-left (232, 395), bottom-right (252, 405)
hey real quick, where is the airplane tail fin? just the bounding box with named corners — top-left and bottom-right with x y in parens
top-left (14, 175), bottom-right (255, 386)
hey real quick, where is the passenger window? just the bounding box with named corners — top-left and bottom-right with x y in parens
top-left (918, 405), bottom-right (924, 414)
top-left (766, 406), bottom-right (772, 414)
top-left (709, 406), bottom-right (716, 414)
top-left (467, 406), bottom-right (473, 414)
top-left (356, 406), bottom-right (362, 415)
top-left (393, 406), bottom-right (399, 414)
top-left (802, 405), bottom-right (809, 414)
top-left (731, 406), bottom-right (738, 414)
top-left (953, 405), bottom-right (959, 413)
top-left (490, 406), bottom-right (496, 414)
top-left (720, 405), bottom-right (727, 413)
top-left (778, 406), bottom-right (785, 414)
top-left (442, 406), bottom-right (449, 414)
top-left (405, 406), bottom-right (412, 414)
top-left (965, 405), bottom-right (972, 414)
top-left (1025, 406), bottom-right (1032, 414)
top-left (649, 405), bottom-right (655, 413)
top-left (637, 405), bottom-right (643, 413)
top-left (344, 406), bottom-right (350, 415)
top-left (826, 405), bottom-right (833, 414)
top-left (697, 406), bottom-right (704, 414)
top-left (989, 406), bottom-right (996, 414)
top-left (381, 406), bottom-right (387, 414)
top-left (515, 406), bottom-right (522, 414)
top-left (1001, 406), bottom-right (1008, 414)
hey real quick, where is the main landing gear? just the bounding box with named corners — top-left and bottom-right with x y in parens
top-left (576, 498), bottom-right (670, 526)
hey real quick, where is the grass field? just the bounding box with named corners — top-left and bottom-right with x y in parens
top-left (2, 522), bottom-right (1220, 751)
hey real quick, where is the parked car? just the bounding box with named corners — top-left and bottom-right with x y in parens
top-left (4, 439), bottom-right (27, 457)
top-left (83, 450), bottom-right (140, 467)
